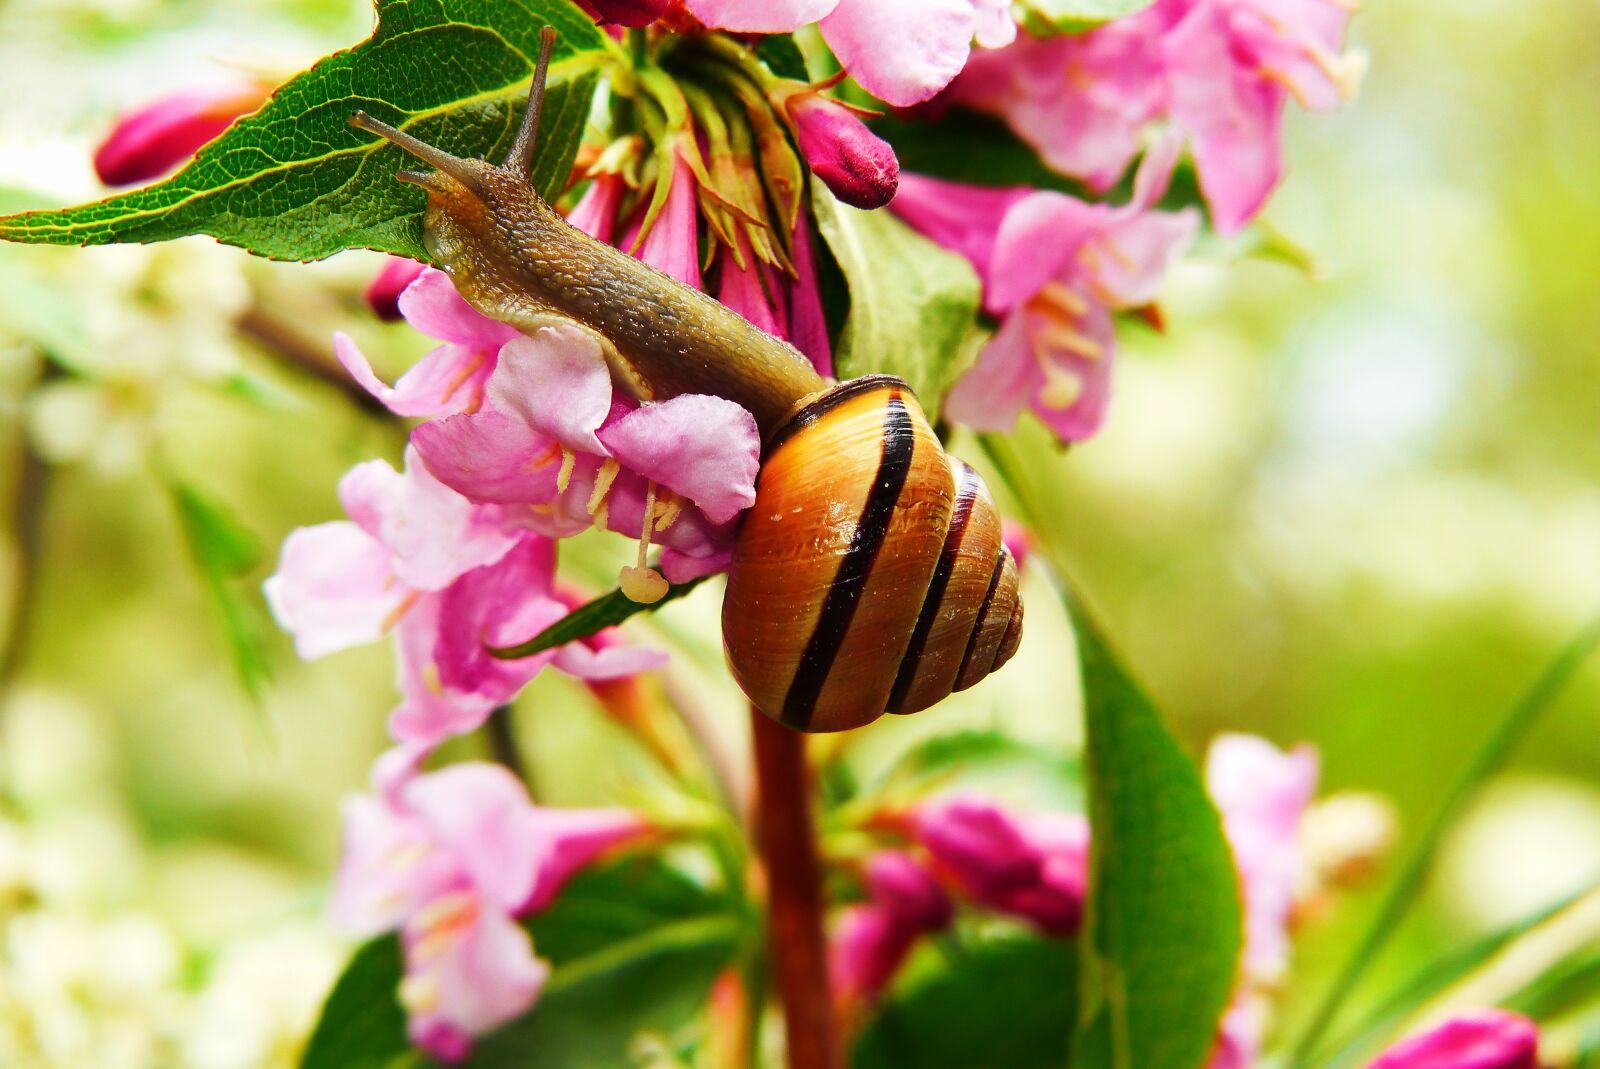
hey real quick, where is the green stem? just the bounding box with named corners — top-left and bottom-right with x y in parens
top-left (1285, 613), bottom-right (1600, 1068)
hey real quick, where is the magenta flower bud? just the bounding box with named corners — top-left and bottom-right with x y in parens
top-left (364, 256), bottom-right (428, 321)
top-left (786, 92), bottom-right (900, 210)
top-left (912, 796), bottom-right (1088, 936)
top-left (93, 82), bottom-right (267, 186)
top-left (576, 0), bottom-right (674, 26)
top-left (1366, 1011), bottom-right (1538, 1069)
top-left (830, 851), bottom-right (950, 1008)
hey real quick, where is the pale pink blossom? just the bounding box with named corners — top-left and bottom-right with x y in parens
top-left (332, 758), bottom-right (648, 1062)
top-left (895, 133), bottom-right (1197, 443)
top-left (830, 851), bottom-right (952, 1007)
top-left (337, 268), bottom-right (521, 418)
top-left (93, 81), bottom-right (268, 186)
top-left (411, 322), bottom-right (760, 588)
top-left (263, 446), bottom-right (517, 659)
top-left (911, 796), bottom-right (1090, 935)
top-left (1366, 1011), bottom-right (1538, 1069)
top-left (1205, 732), bottom-right (1318, 981)
top-left (686, 0), bottom-right (1016, 107)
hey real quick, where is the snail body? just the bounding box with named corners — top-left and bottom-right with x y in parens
top-left (351, 28), bottom-right (1022, 732)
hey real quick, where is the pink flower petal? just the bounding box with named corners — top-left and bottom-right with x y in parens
top-left (412, 411), bottom-right (564, 505)
top-left (93, 82), bottom-right (266, 186)
top-left (566, 173), bottom-right (627, 243)
top-left (943, 310), bottom-right (1042, 434)
top-left (986, 190), bottom-right (1100, 311)
top-left (597, 395), bottom-right (760, 524)
top-left (522, 807), bottom-right (651, 912)
top-left (402, 899), bottom-right (549, 1059)
top-left (262, 522), bottom-right (406, 659)
top-left (389, 595), bottom-right (502, 746)
top-left (486, 328), bottom-right (614, 455)
top-left (786, 217), bottom-right (834, 376)
top-left (683, 0), bottom-right (838, 33)
top-left (551, 641), bottom-right (669, 681)
top-left (820, 0), bottom-right (977, 107)
top-left (404, 764), bottom-right (545, 912)
top-left (399, 269), bottom-right (522, 351)
top-left (335, 333), bottom-right (495, 419)
top-left (634, 150), bottom-right (705, 289)
top-left (431, 537), bottom-right (565, 709)
top-left (365, 257), bottom-right (429, 321)
top-left (1163, 1), bottom-right (1286, 235)
top-left (329, 793), bottom-right (458, 936)
top-left (891, 174), bottom-right (1030, 298)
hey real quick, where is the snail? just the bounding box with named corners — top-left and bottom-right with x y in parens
top-left (350, 27), bottom-right (1022, 733)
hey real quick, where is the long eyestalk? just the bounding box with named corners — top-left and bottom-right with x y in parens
top-left (506, 25), bottom-right (559, 180)
top-left (348, 110), bottom-right (484, 191)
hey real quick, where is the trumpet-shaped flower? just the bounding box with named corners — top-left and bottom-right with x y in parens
top-left (894, 134), bottom-right (1197, 443)
top-left (332, 758), bottom-right (648, 1062)
top-left (337, 268), bottom-right (521, 419)
top-left (411, 322), bottom-right (760, 590)
top-left (685, 0), bottom-right (1016, 107)
top-left (911, 796), bottom-right (1089, 935)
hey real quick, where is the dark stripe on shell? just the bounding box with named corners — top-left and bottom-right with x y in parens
top-left (956, 545), bottom-right (1010, 686)
top-left (885, 461), bottom-right (978, 713)
top-left (780, 392), bottom-right (917, 729)
top-left (763, 374), bottom-right (908, 457)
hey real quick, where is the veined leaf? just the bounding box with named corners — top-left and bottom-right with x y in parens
top-left (0, 0), bottom-right (609, 261)
top-left (854, 934), bottom-right (1078, 1069)
top-left (1017, 0), bottom-right (1158, 35)
top-left (299, 859), bottom-right (745, 1069)
top-left (811, 185), bottom-right (981, 415)
top-left (1068, 593), bottom-right (1241, 1069)
top-left (487, 575), bottom-right (709, 661)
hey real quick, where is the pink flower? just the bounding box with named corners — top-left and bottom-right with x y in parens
top-left (911, 796), bottom-right (1089, 935)
top-left (895, 133), bottom-right (1197, 443)
top-left (786, 90), bottom-right (900, 209)
top-left (263, 446), bottom-right (518, 659)
top-left (337, 268), bottom-right (520, 419)
top-left (92, 82), bottom-right (268, 186)
top-left (411, 321), bottom-right (760, 592)
top-left (942, 0), bottom-right (1362, 233)
top-left (686, 0), bottom-right (1017, 107)
top-left (365, 257), bottom-right (428, 321)
top-left (947, 20), bottom-right (1166, 192)
top-left (1365, 1011), bottom-right (1538, 1069)
top-left (830, 851), bottom-right (952, 1008)
top-left (786, 216), bottom-right (834, 376)
top-left (623, 147), bottom-right (704, 289)
top-left (1205, 732), bottom-right (1318, 982)
top-left (332, 757), bottom-right (648, 1062)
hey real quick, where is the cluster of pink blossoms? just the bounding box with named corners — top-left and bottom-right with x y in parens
top-left (331, 748), bottom-right (651, 1059)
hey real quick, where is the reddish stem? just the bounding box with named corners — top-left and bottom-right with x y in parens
top-left (750, 708), bottom-right (841, 1069)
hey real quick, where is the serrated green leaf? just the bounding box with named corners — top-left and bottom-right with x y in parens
top-left (810, 185), bottom-right (980, 415)
top-left (299, 859), bottom-right (744, 1069)
top-left (0, 1), bottom-right (608, 261)
top-left (1017, 0), bottom-right (1158, 35)
top-left (169, 480), bottom-right (272, 700)
top-left (854, 934), bottom-right (1077, 1069)
top-left (487, 575), bottom-right (709, 660)
top-left (1068, 593), bottom-right (1241, 1069)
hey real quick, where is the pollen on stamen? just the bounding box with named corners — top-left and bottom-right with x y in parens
top-left (1035, 321), bottom-right (1105, 360)
top-left (556, 446), bottom-right (576, 494)
top-left (587, 457), bottom-right (621, 530)
top-left (619, 481), bottom-right (668, 605)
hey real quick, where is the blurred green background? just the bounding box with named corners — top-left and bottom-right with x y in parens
top-left (0, 0), bottom-right (1598, 1065)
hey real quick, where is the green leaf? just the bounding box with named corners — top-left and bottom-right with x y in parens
top-left (755, 34), bottom-right (811, 82)
top-left (810, 185), bottom-right (981, 415)
top-left (1316, 882), bottom-right (1600, 1069)
top-left (1016, 0), bottom-right (1159, 35)
top-left (487, 575), bottom-right (710, 660)
top-left (300, 859), bottom-right (745, 1069)
top-left (869, 729), bottom-right (1082, 809)
top-left (0, 1), bottom-right (608, 261)
top-left (1068, 593), bottom-right (1241, 1069)
top-left (1287, 615), bottom-right (1600, 1069)
top-left (873, 111), bottom-right (1092, 195)
top-left (854, 934), bottom-right (1077, 1069)
top-left (169, 481), bottom-right (272, 701)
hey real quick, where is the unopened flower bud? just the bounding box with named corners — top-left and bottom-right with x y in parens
top-left (93, 82), bottom-right (268, 186)
top-left (785, 92), bottom-right (899, 210)
top-left (364, 257), bottom-right (428, 321)
top-left (1366, 1010), bottom-right (1537, 1069)
top-left (577, 0), bottom-right (674, 26)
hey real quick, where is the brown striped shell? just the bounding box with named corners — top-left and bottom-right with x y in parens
top-left (722, 376), bottom-right (1024, 733)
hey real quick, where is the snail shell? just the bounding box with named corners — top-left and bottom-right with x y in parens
top-left (723, 376), bottom-right (1023, 733)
